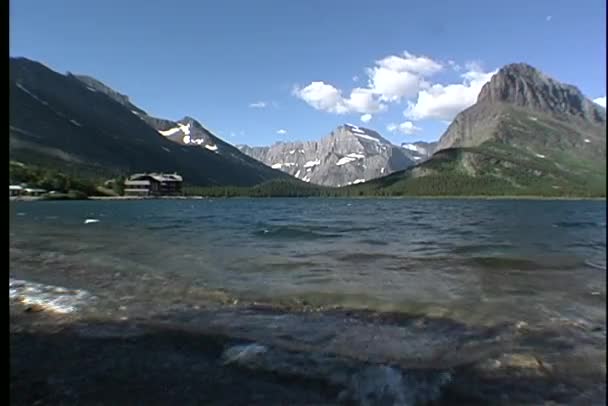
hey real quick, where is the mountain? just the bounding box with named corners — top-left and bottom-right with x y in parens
top-left (348, 63), bottom-right (606, 197)
top-left (401, 141), bottom-right (438, 162)
top-left (72, 76), bottom-right (263, 166)
top-left (238, 124), bottom-right (415, 187)
top-left (9, 57), bottom-right (288, 187)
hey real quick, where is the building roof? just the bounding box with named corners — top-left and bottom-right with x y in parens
top-left (128, 173), bottom-right (183, 182)
top-left (124, 180), bottom-right (151, 186)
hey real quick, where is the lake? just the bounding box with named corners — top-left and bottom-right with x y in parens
top-left (9, 198), bottom-right (607, 404)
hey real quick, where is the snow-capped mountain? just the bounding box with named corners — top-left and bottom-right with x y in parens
top-left (238, 124), bottom-right (416, 187)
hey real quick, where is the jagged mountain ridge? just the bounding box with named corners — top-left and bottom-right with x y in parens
top-left (9, 57), bottom-right (289, 186)
top-left (72, 76), bottom-right (258, 164)
top-left (238, 124), bottom-right (416, 187)
top-left (437, 63), bottom-right (606, 151)
top-left (348, 63), bottom-right (606, 197)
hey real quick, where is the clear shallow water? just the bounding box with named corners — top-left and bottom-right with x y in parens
top-left (9, 198), bottom-right (607, 404)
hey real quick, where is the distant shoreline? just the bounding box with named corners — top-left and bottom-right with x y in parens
top-left (11, 195), bottom-right (604, 202)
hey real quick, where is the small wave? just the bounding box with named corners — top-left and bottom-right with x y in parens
top-left (145, 223), bottom-right (186, 231)
top-left (553, 221), bottom-right (602, 228)
top-left (468, 256), bottom-right (586, 270)
top-left (585, 260), bottom-right (607, 271)
top-left (84, 218), bottom-right (100, 224)
top-left (343, 365), bottom-right (452, 406)
top-left (221, 341), bottom-right (452, 405)
top-left (253, 225), bottom-right (342, 240)
top-left (358, 239), bottom-right (390, 246)
top-left (9, 278), bottom-right (94, 314)
top-left (451, 244), bottom-right (513, 255)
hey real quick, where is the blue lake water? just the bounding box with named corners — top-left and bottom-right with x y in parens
top-left (9, 198), bottom-right (607, 403)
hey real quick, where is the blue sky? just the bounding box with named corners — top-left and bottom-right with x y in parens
top-left (10, 0), bottom-right (606, 146)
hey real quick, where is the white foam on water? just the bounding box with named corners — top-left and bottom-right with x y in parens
top-left (84, 219), bottom-right (100, 224)
top-left (9, 278), bottom-right (95, 314)
top-left (221, 342), bottom-right (452, 406)
top-left (222, 343), bottom-right (268, 365)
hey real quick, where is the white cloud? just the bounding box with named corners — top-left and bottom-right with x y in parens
top-left (366, 51), bottom-right (441, 102)
top-left (366, 67), bottom-right (423, 102)
top-left (399, 121), bottom-right (422, 135)
top-left (249, 101), bottom-right (267, 108)
top-left (376, 51), bottom-right (442, 76)
top-left (387, 121), bottom-right (421, 135)
top-left (546, 15), bottom-right (552, 22)
top-left (293, 82), bottom-right (384, 114)
top-left (405, 65), bottom-right (497, 121)
top-left (294, 51), bottom-right (443, 112)
top-left (593, 96), bottom-right (606, 108)
top-left (292, 81), bottom-right (349, 114)
top-left (292, 51), bottom-right (501, 126)
top-left (276, 129), bottom-right (288, 135)
top-left (345, 87), bottom-right (385, 113)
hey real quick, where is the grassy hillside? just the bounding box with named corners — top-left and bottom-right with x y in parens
top-left (346, 144), bottom-right (605, 197)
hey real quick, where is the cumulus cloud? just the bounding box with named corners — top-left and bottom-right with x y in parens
top-left (387, 121), bottom-right (421, 135)
top-left (399, 121), bottom-right (422, 134)
top-left (293, 51), bottom-right (501, 125)
top-left (404, 65), bottom-right (497, 121)
top-left (593, 96), bottom-right (606, 108)
top-left (276, 129), bottom-right (288, 135)
top-left (292, 81), bottom-right (349, 114)
top-left (365, 51), bottom-right (442, 102)
top-left (346, 87), bottom-right (386, 113)
top-left (293, 82), bottom-right (385, 114)
top-left (294, 51), bottom-right (443, 113)
top-left (376, 51), bottom-right (442, 76)
top-left (366, 67), bottom-right (423, 102)
top-left (249, 101), bottom-right (267, 108)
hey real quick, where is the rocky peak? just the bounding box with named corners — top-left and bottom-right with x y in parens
top-left (477, 63), bottom-right (605, 124)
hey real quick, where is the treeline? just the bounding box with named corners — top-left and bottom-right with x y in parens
top-left (9, 161), bottom-right (111, 198)
top-left (184, 173), bottom-right (605, 199)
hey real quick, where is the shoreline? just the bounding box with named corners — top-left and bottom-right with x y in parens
top-left (36, 195), bottom-right (608, 202)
